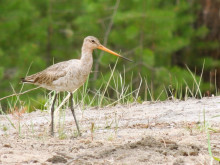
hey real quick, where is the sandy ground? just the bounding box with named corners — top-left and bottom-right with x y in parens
top-left (0, 96), bottom-right (220, 165)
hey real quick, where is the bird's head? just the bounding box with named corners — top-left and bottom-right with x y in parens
top-left (83, 36), bottom-right (101, 50)
top-left (83, 36), bottom-right (132, 62)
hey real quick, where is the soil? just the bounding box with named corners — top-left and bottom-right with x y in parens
top-left (0, 96), bottom-right (220, 165)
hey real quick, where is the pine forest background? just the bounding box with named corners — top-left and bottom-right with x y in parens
top-left (0, 0), bottom-right (219, 111)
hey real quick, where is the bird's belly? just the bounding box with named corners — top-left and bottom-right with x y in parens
top-left (52, 70), bottom-right (90, 92)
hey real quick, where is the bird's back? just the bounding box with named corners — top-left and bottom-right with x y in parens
top-left (22, 59), bottom-right (92, 92)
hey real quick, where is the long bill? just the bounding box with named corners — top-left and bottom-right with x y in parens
top-left (97, 45), bottom-right (132, 62)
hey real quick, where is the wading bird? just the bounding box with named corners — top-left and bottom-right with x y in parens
top-left (21, 36), bottom-right (131, 136)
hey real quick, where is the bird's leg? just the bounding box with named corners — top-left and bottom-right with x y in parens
top-left (50, 93), bottom-right (58, 136)
top-left (70, 93), bottom-right (81, 136)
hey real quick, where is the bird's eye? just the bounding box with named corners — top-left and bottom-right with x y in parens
top-left (91, 40), bottom-right (95, 43)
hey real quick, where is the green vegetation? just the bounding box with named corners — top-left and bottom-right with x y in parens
top-left (0, 0), bottom-right (219, 111)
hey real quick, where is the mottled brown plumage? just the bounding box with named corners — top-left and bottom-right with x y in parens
top-left (22, 61), bottom-right (67, 85)
top-left (21, 36), bottom-right (131, 136)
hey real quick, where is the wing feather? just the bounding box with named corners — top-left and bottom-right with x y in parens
top-left (21, 60), bottom-right (71, 86)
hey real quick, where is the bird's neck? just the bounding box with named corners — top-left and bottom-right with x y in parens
top-left (81, 46), bottom-right (93, 65)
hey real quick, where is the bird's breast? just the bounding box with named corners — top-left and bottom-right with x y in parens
top-left (51, 59), bottom-right (93, 92)
top-left (65, 60), bottom-right (93, 91)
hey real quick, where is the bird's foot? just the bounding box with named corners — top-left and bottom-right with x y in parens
top-left (50, 131), bottom-right (54, 137)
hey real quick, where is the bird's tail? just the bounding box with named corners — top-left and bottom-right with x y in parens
top-left (21, 77), bottom-right (34, 83)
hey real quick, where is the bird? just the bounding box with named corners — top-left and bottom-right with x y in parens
top-left (21, 36), bottom-right (132, 136)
